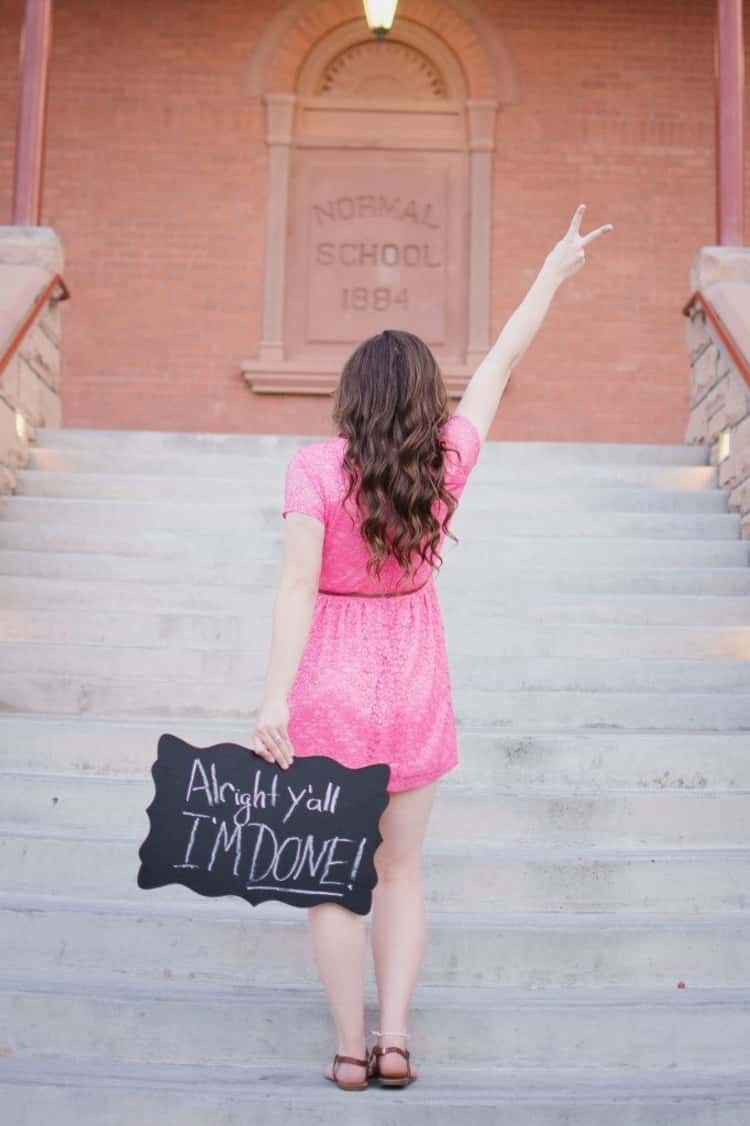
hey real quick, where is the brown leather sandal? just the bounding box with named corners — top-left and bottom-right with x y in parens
top-left (326, 1052), bottom-right (371, 1091)
top-left (369, 1030), bottom-right (416, 1088)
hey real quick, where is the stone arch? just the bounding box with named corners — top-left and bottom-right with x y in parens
top-left (244, 0), bottom-right (519, 105)
top-left (314, 38), bottom-right (449, 100)
top-left (291, 17), bottom-right (471, 149)
top-left (294, 17), bottom-right (468, 102)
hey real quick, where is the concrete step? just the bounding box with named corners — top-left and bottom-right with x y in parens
top-left (0, 520), bottom-right (283, 559)
top-left (13, 469), bottom-right (731, 512)
top-left (35, 427), bottom-right (713, 464)
top-left (441, 590), bottom-right (750, 625)
top-left (3, 638), bottom-right (750, 693)
top-left (35, 428), bottom-right (316, 454)
top-left (1, 972), bottom-right (749, 1070)
top-left (3, 664), bottom-right (749, 723)
top-left (3, 891), bottom-right (748, 989)
top-left (1, 534), bottom-right (747, 608)
top-left (3, 516), bottom-right (749, 570)
top-left (4, 770), bottom-right (749, 848)
top-left (4, 572), bottom-right (750, 615)
top-left (26, 449), bottom-right (721, 491)
top-left (5, 547), bottom-right (750, 587)
top-left (2, 716), bottom-right (746, 789)
top-left (2, 605), bottom-right (748, 660)
top-left (0, 548), bottom-right (278, 585)
top-left (2, 829), bottom-right (749, 912)
top-left (3, 1054), bottom-right (749, 1126)
top-left (1, 493), bottom-right (741, 540)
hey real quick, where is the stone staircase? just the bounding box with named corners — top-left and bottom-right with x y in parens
top-left (1, 426), bottom-right (750, 1124)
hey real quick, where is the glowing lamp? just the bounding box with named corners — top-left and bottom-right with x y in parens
top-left (363, 0), bottom-right (398, 38)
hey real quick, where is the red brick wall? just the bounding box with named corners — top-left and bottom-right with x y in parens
top-left (1, 0), bottom-right (748, 441)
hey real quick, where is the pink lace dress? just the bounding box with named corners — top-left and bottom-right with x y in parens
top-left (280, 412), bottom-right (482, 793)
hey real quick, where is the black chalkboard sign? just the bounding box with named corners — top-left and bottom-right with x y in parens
top-left (137, 733), bottom-right (391, 915)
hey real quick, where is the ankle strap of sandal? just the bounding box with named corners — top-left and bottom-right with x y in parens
top-left (334, 1053), bottom-right (369, 1068)
top-left (370, 1029), bottom-right (409, 1038)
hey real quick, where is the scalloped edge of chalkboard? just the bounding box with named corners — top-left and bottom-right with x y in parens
top-left (136, 732), bottom-right (390, 916)
top-left (135, 746), bottom-right (162, 874)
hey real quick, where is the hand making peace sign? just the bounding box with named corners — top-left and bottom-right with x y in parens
top-left (545, 203), bottom-right (614, 284)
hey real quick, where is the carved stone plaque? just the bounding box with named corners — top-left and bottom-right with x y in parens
top-left (286, 151), bottom-right (467, 360)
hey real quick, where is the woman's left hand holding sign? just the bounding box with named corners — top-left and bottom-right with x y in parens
top-left (251, 697), bottom-right (295, 770)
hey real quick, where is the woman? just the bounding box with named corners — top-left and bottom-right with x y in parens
top-left (251, 204), bottom-right (613, 1091)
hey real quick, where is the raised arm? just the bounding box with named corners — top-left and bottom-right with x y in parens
top-left (454, 204), bottom-right (614, 443)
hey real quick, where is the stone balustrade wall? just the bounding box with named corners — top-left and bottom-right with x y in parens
top-left (0, 227), bottom-right (66, 495)
top-left (685, 247), bottom-right (750, 540)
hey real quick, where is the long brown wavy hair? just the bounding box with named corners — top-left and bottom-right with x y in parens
top-left (331, 329), bottom-right (465, 588)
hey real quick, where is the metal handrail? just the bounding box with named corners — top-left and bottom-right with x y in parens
top-left (0, 272), bottom-right (70, 379)
top-left (682, 288), bottom-right (750, 387)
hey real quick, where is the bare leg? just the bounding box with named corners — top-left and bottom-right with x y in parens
top-left (370, 780), bottom-right (437, 1080)
top-left (307, 901), bottom-right (368, 1086)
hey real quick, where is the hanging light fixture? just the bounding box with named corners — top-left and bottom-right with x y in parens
top-left (363, 0), bottom-right (398, 38)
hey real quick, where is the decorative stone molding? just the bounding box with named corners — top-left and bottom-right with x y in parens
top-left (242, 3), bottom-right (510, 396)
top-left (0, 227), bottom-right (67, 493)
top-left (293, 16), bottom-right (469, 103)
top-left (684, 246), bottom-right (750, 539)
top-left (244, 0), bottom-right (519, 105)
top-left (317, 39), bottom-right (446, 99)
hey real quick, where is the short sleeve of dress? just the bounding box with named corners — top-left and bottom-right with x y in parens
top-left (442, 412), bottom-right (481, 488)
top-left (282, 447), bottom-right (326, 526)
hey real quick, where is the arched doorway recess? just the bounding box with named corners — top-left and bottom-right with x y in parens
top-left (243, 2), bottom-right (517, 396)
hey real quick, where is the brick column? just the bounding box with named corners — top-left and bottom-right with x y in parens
top-left (11, 0), bottom-right (53, 226)
top-left (714, 0), bottom-right (745, 246)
